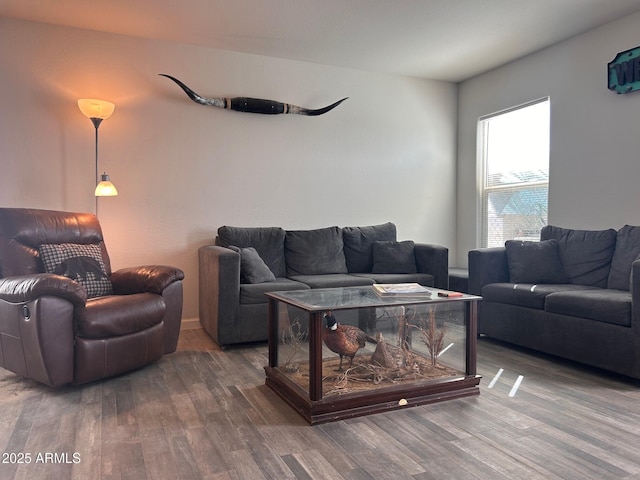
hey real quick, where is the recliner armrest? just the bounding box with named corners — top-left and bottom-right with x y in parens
top-left (414, 243), bottom-right (448, 289)
top-left (110, 265), bottom-right (185, 295)
top-left (0, 273), bottom-right (86, 306)
top-left (468, 247), bottom-right (510, 295)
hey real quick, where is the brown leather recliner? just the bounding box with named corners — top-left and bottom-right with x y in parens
top-left (0, 208), bottom-right (185, 386)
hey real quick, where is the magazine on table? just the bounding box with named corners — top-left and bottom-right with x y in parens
top-left (372, 283), bottom-right (432, 297)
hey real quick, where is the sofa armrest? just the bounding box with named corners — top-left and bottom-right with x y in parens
top-left (0, 273), bottom-right (87, 306)
top-left (198, 245), bottom-right (241, 343)
top-left (468, 247), bottom-right (510, 295)
top-left (632, 260), bottom-right (640, 328)
top-left (110, 265), bottom-right (185, 295)
top-left (414, 243), bottom-right (448, 289)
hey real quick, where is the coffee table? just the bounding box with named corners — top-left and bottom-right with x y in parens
top-left (265, 285), bottom-right (482, 424)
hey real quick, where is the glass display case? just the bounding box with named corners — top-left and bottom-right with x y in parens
top-left (265, 285), bottom-right (482, 424)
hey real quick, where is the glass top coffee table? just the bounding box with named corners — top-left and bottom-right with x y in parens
top-left (265, 285), bottom-right (482, 424)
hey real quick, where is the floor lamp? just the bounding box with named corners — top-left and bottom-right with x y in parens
top-left (77, 99), bottom-right (117, 215)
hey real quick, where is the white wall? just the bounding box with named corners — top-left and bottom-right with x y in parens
top-left (456, 12), bottom-right (640, 268)
top-left (0, 18), bottom-right (457, 320)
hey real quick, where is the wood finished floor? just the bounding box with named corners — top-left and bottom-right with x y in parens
top-left (2, 326), bottom-right (640, 480)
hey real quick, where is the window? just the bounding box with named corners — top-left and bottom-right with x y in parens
top-left (478, 98), bottom-right (550, 248)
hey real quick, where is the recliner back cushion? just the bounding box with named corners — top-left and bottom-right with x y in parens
top-left (217, 226), bottom-right (286, 278)
top-left (608, 225), bottom-right (640, 291)
top-left (541, 225), bottom-right (616, 287)
top-left (342, 222), bottom-right (397, 273)
top-left (0, 208), bottom-right (109, 278)
top-left (285, 226), bottom-right (348, 276)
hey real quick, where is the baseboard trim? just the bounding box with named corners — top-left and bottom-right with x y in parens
top-left (180, 317), bottom-right (201, 331)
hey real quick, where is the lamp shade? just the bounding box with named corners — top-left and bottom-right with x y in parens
top-left (78, 99), bottom-right (115, 120)
top-left (95, 173), bottom-right (118, 196)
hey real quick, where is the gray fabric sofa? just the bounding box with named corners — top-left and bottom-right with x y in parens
top-left (469, 224), bottom-right (640, 379)
top-left (199, 222), bottom-right (448, 347)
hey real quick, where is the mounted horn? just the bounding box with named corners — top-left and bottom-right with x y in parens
top-left (159, 74), bottom-right (347, 116)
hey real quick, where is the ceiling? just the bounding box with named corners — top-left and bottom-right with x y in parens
top-left (3, 0), bottom-right (640, 82)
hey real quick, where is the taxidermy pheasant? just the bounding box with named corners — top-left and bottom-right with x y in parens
top-left (323, 311), bottom-right (377, 371)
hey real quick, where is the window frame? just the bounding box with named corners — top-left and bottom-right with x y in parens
top-left (476, 97), bottom-right (550, 248)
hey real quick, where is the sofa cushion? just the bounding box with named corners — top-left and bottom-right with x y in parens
top-left (285, 226), bottom-right (348, 276)
top-left (504, 239), bottom-right (567, 284)
top-left (541, 225), bottom-right (617, 287)
top-left (608, 225), bottom-right (640, 291)
top-left (39, 242), bottom-right (112, 298)
top-left (239, 278), bottom-right (310, 305)
top-left (545, 289), bottom-right (632, 327)
top-left (342, 222), bottom-right (397, 273)
top-left (481, 283), bottom-right (599, 310)
top-left (217, 226), bottom-right (286, 278)
top-left (372, 240), bottom-right (417, 274)
top-left (353, 272), bottom-right (434, 287)
top-left (228, 246), bottom-right (276, 284)
top-left (288, 274), bottom-right (374, 289)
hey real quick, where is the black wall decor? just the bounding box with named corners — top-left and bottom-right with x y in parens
top-left (160, 74), bottom-right (348, 116)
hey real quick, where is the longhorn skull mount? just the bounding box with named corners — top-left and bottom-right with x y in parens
top-left (159, 74), bottom-right (348, 116)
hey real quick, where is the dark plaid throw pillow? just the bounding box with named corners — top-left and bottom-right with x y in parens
top-left (39, 243), bottom-right (112, 298)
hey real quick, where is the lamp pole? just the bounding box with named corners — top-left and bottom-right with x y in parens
top-left (77, 99), bottom-right (116, 217)
top-left (91, 117), bottom-right (103, 215)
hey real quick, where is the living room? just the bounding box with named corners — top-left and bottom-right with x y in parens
top-left (3, 1), bottom-right (640, 478)
top-left (5, 5), bottom-right (640, 324)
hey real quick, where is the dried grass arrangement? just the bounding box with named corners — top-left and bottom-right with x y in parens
top-left (281, 318), bottom-right (308, 373)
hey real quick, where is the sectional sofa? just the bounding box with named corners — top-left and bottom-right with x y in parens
top-left (199, 222), bottom-right (448, 347)
top-left (469, 224), bottom-right (640, 379)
